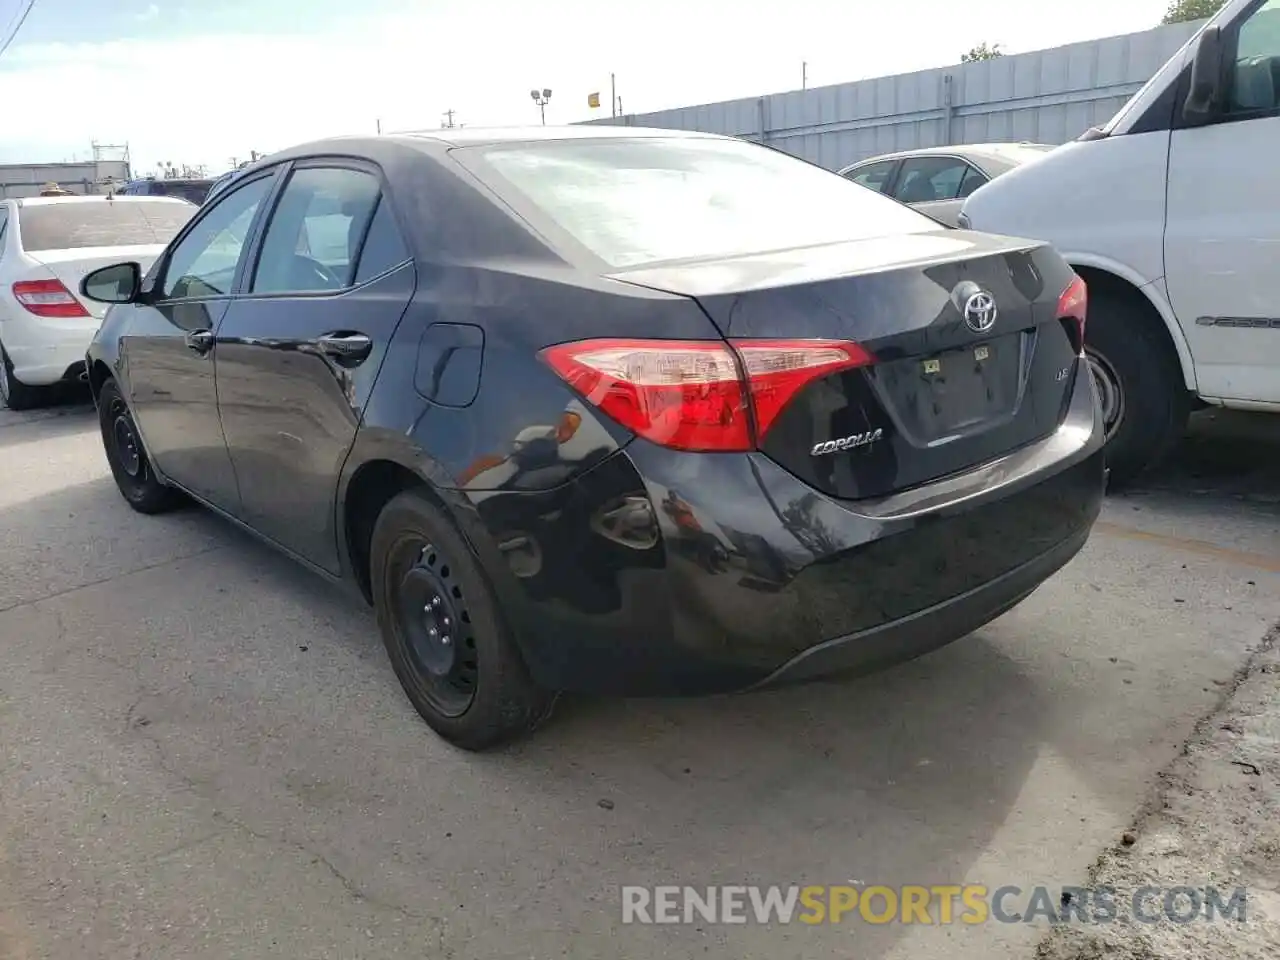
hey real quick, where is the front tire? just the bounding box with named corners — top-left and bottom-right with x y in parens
top-left (0, 342), bottom-right (45, 411)
top-left (370, 490), bottom-right (553, 750)
top-left (1084, 289), bottom-right (1191, 488)
top-left (97, 379), bottom-right (183, 514)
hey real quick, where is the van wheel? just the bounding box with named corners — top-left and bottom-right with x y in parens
top-left (1084, 290), bottom-right (1190, 488)
top-left (0, 343), bottom-right (44, 411)
top-left (370, 490), bottom-right (554, 751)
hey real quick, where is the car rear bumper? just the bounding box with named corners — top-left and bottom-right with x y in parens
top-left (463, 359), bottom-right (1106, 696)
top-left (1, 314), bottom-right (100, 386)
top-left (749, 518), bottom-right (1090, 689)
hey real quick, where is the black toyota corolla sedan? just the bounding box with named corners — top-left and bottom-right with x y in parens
top-left (80, 127), bottom-right (1105, 750)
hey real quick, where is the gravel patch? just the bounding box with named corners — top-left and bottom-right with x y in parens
top-left (1037, 622), bottom-right (1280, 960)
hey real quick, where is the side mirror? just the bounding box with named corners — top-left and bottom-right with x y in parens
top-left (80, 262), bottom-right (142, 304)
top-left (1184, 25), bottom-right (1224, 120)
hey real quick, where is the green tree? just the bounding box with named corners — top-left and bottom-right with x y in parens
top-left (1161, 0), bottom-right (1226, 24)
top-left (961, 42), bottom-right (1004, 63)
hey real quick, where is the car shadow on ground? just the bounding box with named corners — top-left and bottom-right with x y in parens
top-left (0, 394), bottom-right (96, 451)
top-left (1125, 408), bottom-right (1280, 503)
top-left (3, 472), bottom-right (1046, 960)
top-left (5, 407), bottom-right (1274, 958)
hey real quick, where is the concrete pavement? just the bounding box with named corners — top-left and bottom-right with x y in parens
top-left (0, 400), bottom-right (1276, 960)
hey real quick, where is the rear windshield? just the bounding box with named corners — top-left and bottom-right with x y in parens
top-left (462, 136), bottom-right (937, 268)
top-left (18, 200), bottom-right (196, 252)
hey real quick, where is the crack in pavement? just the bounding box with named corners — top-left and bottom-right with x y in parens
top-left (0, 545), bottom-right (227, 617)
top-left (120, 690), bottom-right (437, 928)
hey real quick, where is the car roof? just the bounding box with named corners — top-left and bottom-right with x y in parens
top-left (838, 142), bottom-right (1056, 173)
top-left (13, 194), bottom-right (193, 209)
top-left (125, 177), bottom-right (212, 185)
top-left (232, 126), bottom-right (734, 176)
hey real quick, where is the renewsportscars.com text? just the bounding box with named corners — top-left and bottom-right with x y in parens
top-left (620, 884), bottom-right (1248, 926)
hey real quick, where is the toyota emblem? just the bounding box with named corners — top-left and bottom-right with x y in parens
top-left (963, 290), bottom-right (998, 334)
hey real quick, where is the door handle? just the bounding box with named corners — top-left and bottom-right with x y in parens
top-left (185, 329), bottom-right (214, 354)
top-left (316, 332), bottom-right (373, 365)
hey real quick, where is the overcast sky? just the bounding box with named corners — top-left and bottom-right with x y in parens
top-left (0, 0), bottom-right (1174, 174)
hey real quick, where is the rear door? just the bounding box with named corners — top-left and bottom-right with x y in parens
top-left (214, 159), bottom-right (416, 572)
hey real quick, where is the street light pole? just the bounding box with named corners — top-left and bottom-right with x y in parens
top-left (530, 87), bottom-right (552, 125)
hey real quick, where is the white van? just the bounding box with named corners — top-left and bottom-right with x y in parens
top-left (960, 0), bottom-right (1280, 484)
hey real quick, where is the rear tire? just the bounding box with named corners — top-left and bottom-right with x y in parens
top-left (1084, 289), bottom-right (1191, 488)
top-left (370, 490), bottom-right (554, 750)
top-left (97, 378), bottom-right (184, 514)
top-left (0, 342), bottom-right (46, 411)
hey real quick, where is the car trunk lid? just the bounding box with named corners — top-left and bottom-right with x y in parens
top-left (25, 245), bottom-right (167, 319)
top-left (609, 231), bottom-right (1083, 500)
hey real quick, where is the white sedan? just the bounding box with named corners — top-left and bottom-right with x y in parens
top-left (0, 194), bottom-right (195, 410)
top-left (837, 143), bottom-right (1056, 227)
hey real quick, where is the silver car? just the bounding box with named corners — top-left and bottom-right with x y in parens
top-left (838, 143), bottom-right (1056, 226)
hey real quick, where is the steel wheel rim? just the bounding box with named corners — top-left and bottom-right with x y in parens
top-left (0, 357), bottom-right (9, 402)
top-left (1086, 348), bottom-right (1126, 442)
top-left (392, 539), bottom-right (477, 717)
top-left (107, 396), bottom-right (146, 481)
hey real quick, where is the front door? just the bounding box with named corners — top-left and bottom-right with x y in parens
top-left (214, 160), bottom-right (415, 572)
top-left (122, 171), bottom-right (278, 510)
top-left (1165, 0), bottom-right (1280, 404)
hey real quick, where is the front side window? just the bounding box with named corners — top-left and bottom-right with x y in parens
top-left (845, 160), bottom-right (896, 194)
top-left (461, 136), bottom-right (935, 269)
top-left (1228, 0), bottom-right (1280, 115)
top-left (161, 175), bottom-right (273, 299)
top-left (894, 157), bottom-right (972, 203)
top-left (251, 167), bottom-right (381, 294)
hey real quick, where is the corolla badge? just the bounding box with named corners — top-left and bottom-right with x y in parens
top-left (810, 428), bottom-right (883, 457)
top-left (963, 290), bottom-right (998, 334)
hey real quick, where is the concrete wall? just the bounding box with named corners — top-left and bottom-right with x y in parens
top-left (582, 20), bottom-right (1205, 169)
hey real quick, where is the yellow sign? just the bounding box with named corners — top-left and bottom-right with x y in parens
top-left (587, 92), bottom-right (601, 108)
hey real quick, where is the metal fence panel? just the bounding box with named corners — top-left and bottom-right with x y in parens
top-left (582, 21), bottom-right (1204, 169)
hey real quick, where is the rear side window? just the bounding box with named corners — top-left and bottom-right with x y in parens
top-left (251, 167), bottom-right (381, 294)
top-left (958, 165), bottom-right (989, 198)
top-left (894, 157), bottom-right (973, 203)
top-left (353, 198), bottom-right (410, 284)
top-left (463, 137), bottom-right (935, 269)
top-left (17, 201), bottom-right (196, 252)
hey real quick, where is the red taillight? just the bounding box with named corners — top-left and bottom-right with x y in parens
top-left (1058, 275), bottom-right (1088, 354)
top-left (538, 338), bottom-right (873, 452)
top-left (12, 279), bottom-right (90, 318)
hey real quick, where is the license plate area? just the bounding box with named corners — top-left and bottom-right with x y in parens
top-left (871, 331), bottom-right (1030, 444)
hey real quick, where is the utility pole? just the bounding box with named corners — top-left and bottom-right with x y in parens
top-left (611, 73), bottom-right (617, 118)
top-left (442, 109), bottom-right (457, 128)
top-left (802, 61), bottom-right (808, 89)
top-left (376, 118), bottom-right (382, 134)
